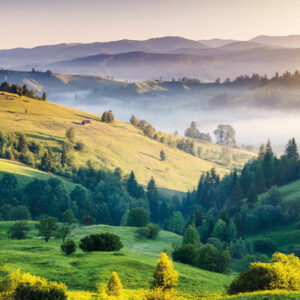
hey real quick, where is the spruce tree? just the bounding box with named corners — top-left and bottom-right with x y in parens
top-left (126, 171), bottom-right (138, 198)
top-left (152, 252), bottom-right (178, 290)
top-left (247, 183), bottom-right (258, 208)
top-left (147, 177), bottom-right (160, 222)
top-left (258, 143), bottom-right (266, 158)
top-left (107, 272), bottom-right (122, 296)
top-left (160, 150), bottom-right (166, 161)
top-left (285, 138), bottom-right (299, 160)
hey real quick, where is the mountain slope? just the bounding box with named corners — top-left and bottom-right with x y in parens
top-left (0, 92), bottom-right (254, 191)
top-left (249, 35), bottom-right (300, 48)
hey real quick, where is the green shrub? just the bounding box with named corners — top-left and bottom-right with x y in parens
top-left (79, 233), bottom-right (123, 252)
top-left (61, 239), bottom-right (76, 255)
top-left (253, 238), bottom-right (277, 256)
top-left (127, 208), bottom-right (149, 227)
top-left (172, 244), bottom-right (197, 265)
top-left (8, 221), bottom-right (30, 240)
top-left (136, 223), bottom-right (160, 239)
top-left (227, 253), bottom-right (300, 295)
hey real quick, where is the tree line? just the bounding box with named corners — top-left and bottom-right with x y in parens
top-left (0, 81), bottom-right (47, 100)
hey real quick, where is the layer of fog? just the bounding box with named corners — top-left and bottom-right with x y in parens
top-left (49, 91), bottom-right (300, 154)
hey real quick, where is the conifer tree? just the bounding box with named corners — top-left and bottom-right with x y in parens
top-left (247, 183), bottom-right (258, 208)
top-left (285, 138), bottom-right (299, 160)
top-left (182, 224), bottom-right (201, 246)
top-left (107, 272), bottom-right (122, 296)
top-left (152, 252), bottom-right (178, 290)
top-left (258, 143), bottom-right (266, 158)
top-left (130, 115), bottom-right (139, 126)
top-left (160, 150), bottom-right (166, 161)
top-left (126, 171), bottom-right (138, 198)
top-left (254, 165), bottom-right (266, 194)
top-left (147, 177), bottom-right (160, 222)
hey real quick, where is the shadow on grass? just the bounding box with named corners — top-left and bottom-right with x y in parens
top-left (139, 152), bottom-right (159, 161)
top-left (75, 113), bottom-right (100, 122)
top-left (26, 132), bottom-right (64, 144)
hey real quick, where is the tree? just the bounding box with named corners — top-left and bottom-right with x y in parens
top-left (62, 209), bottom-right (76, 224)
top-left (35, 217), bottom-right (58, 242)
top-left (285, 138), bottom-right (299, 160)
top-left (79, 233), bottom-right (123, 252)
top-left (172, 244), bottom-right (197, 265)
top-left (152, 252), bottom-right (178, 290)
top-left (42, 91), bottom-right (47, 101)
top-left (8, 221), bottom-right (29, 239)
top-left (61, 239), bottom-right (76, 255)
top-left (127, 208), bottom-right (149, 227)
top-left (212, 219), bottom-right (227, 242)
top-left (253, 238), bottom-right (277, 256)
top-left (130, 115), bottom-right (139, 126)
top-left (60, 146), bottom-right (69, 168)
top-left (102, 110), bottom-right (114, 123)
top-left (147, 177), bottom-right (160, 222)
top-left (65, 127), bottom-right (75, 143)
top-left (126, 171), bottom-right (139, 198)
top-left (167, 211), bottom-right (185, 235)
top-left (247, 184), bottom-right (258, 209)
top-left (107, 272), bottom-right (123, 296)
top-left (182, 224), bottom-right (201, 246)
top-left (160, 150), bottom-right (166, 161)
top-left (136, 223), bottom-right (160, 239)
top-left (214, 124), bottom-right (236, 147)
top-left (56, 224), bottom-right (71, 243)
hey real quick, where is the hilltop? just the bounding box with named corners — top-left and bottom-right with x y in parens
top-left (0, 92), bottom-right (254, 191)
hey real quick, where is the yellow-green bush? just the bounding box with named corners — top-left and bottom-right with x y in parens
top-left (145, 287), bottom-right (176, 300)
top-left (227, 253), bottom-right (300, 295)
top-left (0, 269), bottom-right (67, 299)
top-left (107, 272), bottom-right (123, 296)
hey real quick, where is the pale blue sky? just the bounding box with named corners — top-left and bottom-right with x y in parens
top-left (1, 0), bottom-right (300, 48)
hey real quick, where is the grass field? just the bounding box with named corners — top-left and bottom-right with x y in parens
top-left (0, 222), bottom-right (232, 299)
top-left (0, 92), bottom-right (254, 192)
top-left (0, 158), bottom-right (80, 193)
top-left (220, 290), bottom-right (300, 299)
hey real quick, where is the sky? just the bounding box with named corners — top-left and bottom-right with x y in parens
top-left (1, 0), bottom-right (300, 49)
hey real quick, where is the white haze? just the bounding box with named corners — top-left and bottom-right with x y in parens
top-left (49, 92), bottom-right (300, 154)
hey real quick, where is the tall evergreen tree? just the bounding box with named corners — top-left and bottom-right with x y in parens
top-left (247, 183), bottom-right (258, 209)
top-left (147, 177), bottom-right (160, 222)
top-left (126, 171), bottom-right (139, 198)
top-left (285, 138), bottom-right (299, 160)
top-left (258, 143), bottom-right (266, 158)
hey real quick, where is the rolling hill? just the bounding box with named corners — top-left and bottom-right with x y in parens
top-left (0, 222), bottom-right (232, 299)
top-left (0, 92), bottom-right (254, 192)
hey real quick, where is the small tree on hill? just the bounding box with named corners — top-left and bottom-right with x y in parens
top-left (127, 208), bottom-right (149, 227)
top-left (35, 217), bottom-right (58, 242)
top-left (285, 138), bottom-right (299, 160)
top-left (160, 150), bottom-right (166, 161)
top-left (65, 127), bottom-right (75, 143)
top-left (107, 272), bottom-right (123, 296)
top-left (61, 239), bottom-right (77, 255)
top-left (8, 221), bottom-right (30, 240)
top-left (183, 224), bottom-right (201, 246)
top-left (42, 91), bottom-right (47, 101)
top-left (56, 224), bottom-right (71, 243)
top-left (130, 115), bottom-right (139, 126)
top-left (62, 209), bottom-right (76, 224)
top-left (152, 252), bottom-right (178, 290)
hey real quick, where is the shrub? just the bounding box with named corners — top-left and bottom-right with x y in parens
top-left (61, 239), bottom-right (77, 255)
top-left (227, 253), bottom-right (300, 295)
top-left (253, 238), bottom-right (277, 256)
top-left (74, 142), bottom-right (87, 152)
top-left (8, 221), bottom-right (30, 240)
top-left (152, 252), bottom-right (178, 291)
top-left (195, 244), bottom-right (231, 273)
top-left (0, 269), bottom-right (67, 299)
top-left (146, 287), bottom-right (176, 300)
top-left (79, 233), bottom-right (123, 252)
top-left (107, 272), bottom-right (122, 296)
top-left (127, 208), bottom-right (149, 227)
top-left (136, 223), bottom-right (160, 239)
top-left (172, 244), bottom-right (197, 265)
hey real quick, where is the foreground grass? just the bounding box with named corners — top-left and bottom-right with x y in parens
top-left (220, 290), bottom-right (300, 299)
top-left (0, 222), bottom-right (231, 299)
top-left (0, 92), bottom-right (254, 191)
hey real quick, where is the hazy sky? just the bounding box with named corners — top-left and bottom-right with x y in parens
top-left (1, 0), bottom-right (300, 48)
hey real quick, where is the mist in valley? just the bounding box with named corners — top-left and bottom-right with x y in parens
top-left (49, 90), bottom-right (300, 154)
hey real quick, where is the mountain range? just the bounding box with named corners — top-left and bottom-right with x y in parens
top-left (1, 35), bottom-right (300, 81)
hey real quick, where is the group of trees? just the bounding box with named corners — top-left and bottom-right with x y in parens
top-left (184, 121), bottom-right (211, 142)
top-left (101, 110), bottom-right (114, 123)
top-left (0, 81), bottom-right (47, 100)
top-left (169, 137), bottom-right (300, 273)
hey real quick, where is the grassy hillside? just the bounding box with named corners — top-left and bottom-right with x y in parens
top-left (245, 179), bottom-right (300, 252)
top-left (220, 290), bottom-right (300, 299)
top-left (0, 158), bottom-right (79, 193)
top-left (0, 222), bottom-right (232, 299)
top-left (0, 92), bottom-right (254, 192)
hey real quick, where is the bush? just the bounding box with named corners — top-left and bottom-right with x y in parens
top-left (8, 221), bottom-right (30, 239)
top-left (79, 233), bottom-right (123, 252)
top-left (227, 253), bottom-right (300, 295)
top-left (127, 208), bottom-right (149, 227)
top-left (195, 244), bottom-right (231, 273)
top-left (136, 223), bottom-right (160, 239)
top-left (74, 142), bottom-right (87, 152)
top-left (253, 238), bottom-right (277, 256)
top-left (172, 244), bottom-right (197, 265)
top-left (146, 287), bottom-right (175, 300)
top-left (0, 269), bottom-right (67, 299)
top-left (61, 239), bottom-right (76, 255)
